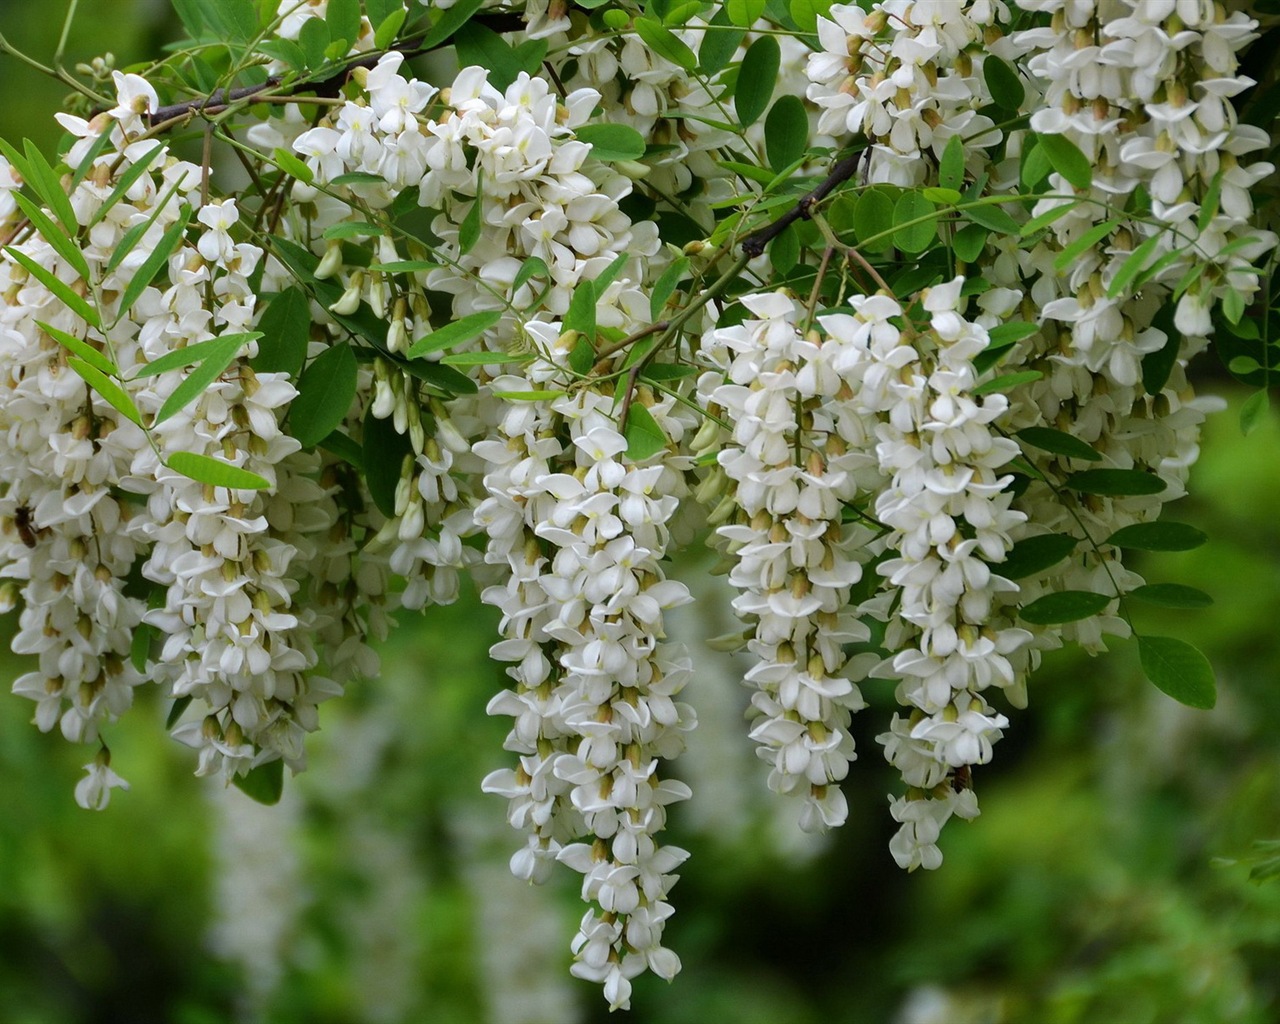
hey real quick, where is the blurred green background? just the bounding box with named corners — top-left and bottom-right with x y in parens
top-left (3, 5), bottom-right (1280, 1023)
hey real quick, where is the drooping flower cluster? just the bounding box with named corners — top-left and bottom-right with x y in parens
top-left (701, 291), bottom-right (879, 833)
top-left (475, 348), bottom-right (696, 1009)
top-left (1, 0), bottom-right (1275, 1010)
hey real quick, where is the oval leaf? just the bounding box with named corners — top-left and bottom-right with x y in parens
top-left (999, 533), bottom-right (1077, 579)
top-left (577, 123), bottom-right (646, 163)
top-left (854, 188), bottom-right (895, 252)
top-left (1128, 584), bottom-right (1213, 609)
top-left (1105, 521), bottom-right (1207, 551)
top-left (232, 758), bottom-right (284, 805)
top-left (1037, 132), bottom-right (1092, 191)
top-left (166, 451), bottom-right (271, 490)
top-left (736, 36), bottom-right (780, 127)
top-left (67, 357), bottom-right (142, 427)
top-left (252, 288), bottom-right (311, 378)
top-left (1138, 635), bottom-right (1216, 709)
top-left (154, 334), bottom-right (253, 425)
top-left (983, 55), bottom-right (1024, 111)
top-left (1019, 589), bottom-right (1111, 625)
top-left (1016, 427), bottom-right (1102, 462)
top-left (765, 95), bottom-right (809, 173)
top-left (893, 192), bottom-right (937, 254)
top-left (1065, 469), bottom-right (1167, 496)
top-left (289, 343), bottom-right (358, 447)
top-left (624, 403), bottom-right (668, 461)
top-left (408, 311), bottom-right (503, 359)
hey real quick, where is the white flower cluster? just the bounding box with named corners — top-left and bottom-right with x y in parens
top-left (829, 281), bottom-right (1029, 871)
top-left (806, 0), bottom-right (1005, 185)
top-left (476, 364), bottom-right (695, 1010)
top-left (701, 291), bottom-right (878, 833)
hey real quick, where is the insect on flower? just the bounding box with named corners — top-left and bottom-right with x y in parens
top-left (14, 505), bottom-right (38, 549)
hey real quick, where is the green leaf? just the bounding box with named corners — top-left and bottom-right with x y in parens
top-left (1053, 219), bottom-right (1121, 273)
top-left (1037, 132), bottom-right (1092, 190)
top-left (1019, 202), bottom-right (1075, 237)
top-left (1019, 590), bottom-right (1111, 625)
top-left (232, 759), bottom-right (284, 804)
top-left (698, 17), bottom-right (745, 75)
top-left (12, 193), bottom-right (91, 281)
top-left (1105, 521), bottom-right (1207, 551)
top-left (1065, 468), bottom-right (1166, 496)
top-left (938, 135), bottom-right (965, 192)
top-left (374, 8), bottom-right (407, 49)
top-left (368, 260), bottom-right (443, 274)
top-left (407, 311), bottom-right (503, 359)
top-left (764, 95), bottom-right (808, 173)
top-left (986, 321), bottom-right (1040, 348)
top-left (166, 451), bottom-right (270, 490)
top-left (1240, 388), bottom-right (1269, 436)
top-left (133, 332), bottom-right (261, 379)
top-left (326, 0), bottom-right (361, 49)
top-left (1016, 427), bottom-right (1101, 462)
top-left (257, 38), bottom-right (308, 69)
top-left (297, 15), bottom-right (331, 68)
top-left (770, 222), bottom-right (800, 274)
top-left (564, 280), bottom-right (598, 339)
top-left (459, 185), bottom-right (482, 256)
top-left (1222, 287), bottom-right (1246, 324)
top-left (118, 210), bottom-right (192, 320)
top-left (418, 0), bottom-right (483, 50)
top-left (727, 0), bottom-right (767, 25)
top-left (37, 321), bottom-right (117, 376)
top-left (922, 186), bottom-right (963, 205)
top-left (455, 22), bottom-right (524, 92)
top-left (983, 55), bottom-right (1024, 111)
top-left (1197, 170), bottom-right (1223, 234)
top-left (1106, 233), bottom-right (1162, 299)
top-left (624, 403), bottom-right (667, 460)
top-left (789, 0), bottom-right (832, 31)
top-left (953, 223), bottom-right (987, 264)
top-left (576, 124), bottom-right (647, 162)
top-left (635, 18), bottom-right (697, 71)
top-left (1138, 635), bottom-right (1216, 709)
top-left (1142, 305), bottom-right (1181, 396)
top-left (650, 257), bottom-right (690, 321)
top-left (490, 389), bottom-right (567, 400)
top-left (154, 333), bottom-right (254, 425)
top-left (963, 202), bottom-right (1020, 236)
top-left (1129, 584), bottom-right (1213, 609)
top-left (1020, 140), bottom-right (1051, 190)
top-left (972, 369), bottom-right (1041, 395)
top-left (290, 343), bottom-right (358, 447)
top-left (317, 428), bottom-right (363, 469)
top-left (640, 363), bottom-right (697, 382)
top-left (66, 357), bottom-right (142, 426)
top-left (735, 36), bottom-right (780, 127)
top-left (998, 533), bottom-right (1077, 579)
top-left (441, 350), bottom-right (535, 366)
top-left (89, 142), bottom-right (166, 228)
top-left (252, 288), bottom-right (312, 378)
top-left (5, 246), bottom-right (99, 328)
top-left (362, 406), bottom-right (413, 516)
top-left (1228, 355), bottom-right (1261, 375)
top-left (272, 147), bottom-right (314, 185)
top-left (22, 139), bottom-right (77, 235)
top-left (893, 192), bottom-right (937, 253)
top-left (329, 171), bottom-right (385, 186)
top-left (593, 252), bottom-right (630, 295)
top-left (164, 693), bottom-right (191, 729)
top-left (405, 359), bottom-right (478, 396)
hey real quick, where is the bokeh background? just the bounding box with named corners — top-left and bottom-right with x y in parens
top-left (2, 5), bottom-right (1280, 1022)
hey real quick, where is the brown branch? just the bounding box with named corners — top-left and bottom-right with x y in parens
top-left (137, 14), bottom-right (525, 125)
top-left (739, 151), bottom-right (865, 259)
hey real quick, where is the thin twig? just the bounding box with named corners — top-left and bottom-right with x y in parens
top-left (739, 151), bottom-right (864, 258)
top-left (140, 14), bottom-right (524, 125)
